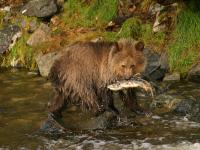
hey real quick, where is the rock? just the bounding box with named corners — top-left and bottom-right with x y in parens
top-left (0, 6), bottom-right (11, 12)
top-left (27, 23), bottom-right (51, 46)
top-left (142, 48), bottom-right (168, 81)
top-left (0, 25), bottom-right (21, 54)
top-left (152, 3), bottom-right (178, 32)
top-left (149, 3), bottom-right (164, 16)
top-left (187, 63), bottom-right (200, 83)
top-left (163, 72), bottom-right (180, 81)
top-left (35, 51), bottom-right (62, 77)
top-left (174, 96), bottom-right (200, 122)
top-left (22, 0), bottom-right (58, 18)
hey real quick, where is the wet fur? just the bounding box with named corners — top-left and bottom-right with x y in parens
top-left (48, 39), bottom-right (146, 116)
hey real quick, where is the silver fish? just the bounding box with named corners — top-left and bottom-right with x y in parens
top-left (107, 74), bottom-right (155, 98)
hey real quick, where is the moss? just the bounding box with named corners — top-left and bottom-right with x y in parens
top-left (141, 23), bottom-right (166, 53)
top-left (0, 11), bottom-right (6, 29)
top-left (168, 8), bottom-right (200, 75)
top-left (138, 0), bottom-right (154, 13)
top-left (103, 31), bottom-right (118, 42)
top-left (60, 0), bottom-right (118, 28)
top-left (117, 17), bottom-right (142, 39)
top-left (1, 32), bottom-right (37, 70)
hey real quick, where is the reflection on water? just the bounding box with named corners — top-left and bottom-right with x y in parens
top-left (0, 69), bottom-right (200, 150)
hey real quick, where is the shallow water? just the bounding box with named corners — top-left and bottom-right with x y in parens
top-left (1, 69), bottom-right (200, 150)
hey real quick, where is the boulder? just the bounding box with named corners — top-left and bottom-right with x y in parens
top-left (22, 0), bottom-right (58, 18)
top-left (187, 63), bottom-right (200, 83)
top-left (27, 23), bottom-right (51, 46)
top-left (35, 51), bottom-right (62, 77)
top-left (143, 48), bottom-right (168, 81)
top-left (163, 72), bottom-right (180, 82)
top-left (0, 25), bottom-right (21, 54)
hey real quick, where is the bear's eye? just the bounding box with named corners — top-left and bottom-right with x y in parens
top-left (130, 64), bottom-right (135, 68)
top-left (121, 64), bottom-right (126, 68)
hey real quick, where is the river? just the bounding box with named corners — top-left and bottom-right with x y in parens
top-left (1, 69), bottom-right (200, 150)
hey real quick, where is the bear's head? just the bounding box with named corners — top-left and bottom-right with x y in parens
top-left (109, 39), bottom-right (146, 80)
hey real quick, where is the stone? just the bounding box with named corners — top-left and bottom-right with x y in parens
top-left (152, 3), bottom-right (178, 33)
top-left (187, 63), bottom-right (200, 83)
top-left (27, 23), bottom-right (51, 46)
top-left (0, 25), bottom-right (21, 54)
top-left (22, 0), bottom-right (58, 18)
top-left (149, 3), bottom-right (164, 16)
top-left (163, 72), bottom-right (180, 81)
top-left (0, 6), bottom-right (11, 12)
top-left (35, 51), bottom-right (62, 77)
top-left (142, 48), bottom-right (168, 81)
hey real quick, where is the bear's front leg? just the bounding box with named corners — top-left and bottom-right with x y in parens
top-left (119, 89), bottom-right (150, 116)
top-left (101, 90), bottom-right (119, 115)
top-left (48, 93), bottom-right (66, 119)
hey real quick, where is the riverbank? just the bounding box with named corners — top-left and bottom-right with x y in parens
top-left (0, 0), bottom-right (200, 82)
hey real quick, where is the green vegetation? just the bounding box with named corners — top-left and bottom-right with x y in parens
top-left (103, 18), bottom-right (166, 52)
top-left (168, 8), bottom-right (200, 75)
top-left (0, 11), bottom-right (6, 29)
top-left (1, 0), bottom-right (199, 76)
top-left (1, 32), bottom-right (37, 70)
top-left (61, 0), bottom-right (118, 28)
top-left (117, 17), bottom-right (142, 39)
top-left (141, 23), bottom-right (165, 53)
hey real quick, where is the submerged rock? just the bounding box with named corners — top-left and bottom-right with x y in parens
top-left (0, 25), bottom-right (21, 54)
top-left (187, 63), bottom-right (200, 83)
top-left (22, 0), bottom-right (58, 18)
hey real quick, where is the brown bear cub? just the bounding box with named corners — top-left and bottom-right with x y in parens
top-left (48, 38), bottom-right (147, 118)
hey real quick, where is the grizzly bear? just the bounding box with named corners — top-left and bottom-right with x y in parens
top-left (48, 38), bottom-right (147, 118)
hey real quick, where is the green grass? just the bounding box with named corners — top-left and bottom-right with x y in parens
top-left (141, 23), bottom-right (165, 52)
top-left (117, 17), bottom-right (142, 39)
top-left (168, 8), bottom-right (200, 75)
top-left (0, 11), bottom-right (6, 29)
top-left (61, 0), bottom-right (118, 28)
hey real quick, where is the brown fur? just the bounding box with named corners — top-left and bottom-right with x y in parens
top-left (48, 39), bottom-right (147, 117)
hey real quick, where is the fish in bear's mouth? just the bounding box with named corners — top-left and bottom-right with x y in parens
top-left (107, 73), bottom-right (155, 98)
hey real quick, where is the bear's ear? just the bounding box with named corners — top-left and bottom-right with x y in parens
top-left (135, 41), bottom-right (144, 51)
top-left (111, 42), bottom-right (120, 54)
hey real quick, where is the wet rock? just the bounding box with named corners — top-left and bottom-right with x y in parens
top-left (40, 113), bottom-right (66, 135)
top-left (187, 63), bottom-right (200, 83)
top-left (151, 94), bottom-right (182, 111)
top-left (174, 97), bottom-right (195, 116)
top-left (151, 91), bottom-right (200, 122)
top-left (22, 0), bottom-right (58, 18)
top-left (27, 23), bottom-right (51, 46)
top-left (0, 25), bottom-right (21, 54)
top-left (35, 51), bottom-right (62, 77)
top-left (163, 72), bottom-right (180, 82)
top-left (143, 49), bottom-right (168, 81)
top-left (63, 111), bottom-right (117, 130)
